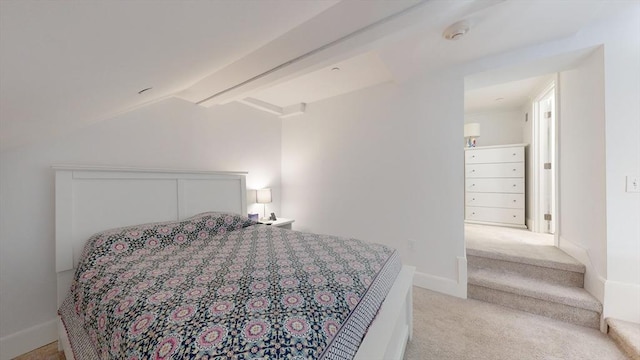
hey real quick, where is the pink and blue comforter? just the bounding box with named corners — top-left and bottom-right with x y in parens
top-left (59, 212), bottom-right (401, 359)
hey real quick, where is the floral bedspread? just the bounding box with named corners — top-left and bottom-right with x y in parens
top-left (61, 212), bottom-right (400, 359)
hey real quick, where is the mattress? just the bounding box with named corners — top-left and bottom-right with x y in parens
top-left (59, 212), bottom-right (401, 359)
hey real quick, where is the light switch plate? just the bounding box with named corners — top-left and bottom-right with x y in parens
top-left (627, 176), bottom-right (640, 193)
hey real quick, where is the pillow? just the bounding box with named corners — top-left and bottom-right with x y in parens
top-left (183, 211), bottom-right (256, 235)
top-left (80, 212), bottom-right (256, 261)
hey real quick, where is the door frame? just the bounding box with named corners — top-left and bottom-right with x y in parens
top-left (532, 75), bottom-right (560, 245)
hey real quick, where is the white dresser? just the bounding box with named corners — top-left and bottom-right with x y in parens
top-left (465, 144), bottom-right (527, 228)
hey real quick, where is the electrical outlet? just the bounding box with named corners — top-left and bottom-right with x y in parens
top-left (408, 238), bottom-right (416, 249)
top-left (627, 176), bottom-right (640, 193)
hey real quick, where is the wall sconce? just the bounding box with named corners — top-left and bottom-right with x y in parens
top-left (256, 188), bottom-right (272, 220)
top-left (464, 123), bottom-right (481, 147)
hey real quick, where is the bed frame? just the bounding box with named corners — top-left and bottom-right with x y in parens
top-left (54, 166), bottom-right (414, 359)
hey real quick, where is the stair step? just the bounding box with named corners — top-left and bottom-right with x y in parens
top-left (468, 284), bottom-right (601, 329)
top-left (467, 246), bottom-right (585, 273)
top-left (469, 268), bottom-right (601, 312)
top-left (468, 268), bottom-right (602, 329)
top-left (607, 318), bottom-right (640, 360)
top-left (468, 254), bottom-right (584, 287)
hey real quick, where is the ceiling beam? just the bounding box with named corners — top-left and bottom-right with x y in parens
top-left (175, 1), bottom-right (428, 107)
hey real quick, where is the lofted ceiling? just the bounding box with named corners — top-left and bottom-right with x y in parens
top-left (0, 0), bottom-right (630, 150)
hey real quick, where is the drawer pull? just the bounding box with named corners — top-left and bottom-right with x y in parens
top-left (471, 184), bottom-right (476, 187)
top-left (513, 184), bottom-right (517, 187)
top-left (471, 169), bottom-right (475, 172)
top-left (513, 200), bottom-right (517, 203)
top-left (513, 168), bottom-right (516, 171)
top-left (472, 155), bottom-right (476, 158)
top-left (513, 215), bottom-right (516, 218)
top-left (512, 153), bottom-right (516, 156)
top-left (472, 198), bottom-right (476, 201)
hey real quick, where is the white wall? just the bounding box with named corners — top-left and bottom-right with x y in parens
top-left (557, 47), bottom-right (607, 303)
top-left (0, 98), bottom-right (282, 358)
top-left (599, 6), bottom-right (640, 322)
top-left (282, 71), bottom-right (467, 297)
top-left (282, 1), bottom-right (640, 325)
top-left (464, 110), bottom-right (524, 147)
top-left (556, 5), bottom-right (640, 323)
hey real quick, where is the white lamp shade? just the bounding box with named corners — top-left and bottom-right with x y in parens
top-left (464, 123), bottom-right (481, 137)
top-left (256, 188), bottom-right (272, 204)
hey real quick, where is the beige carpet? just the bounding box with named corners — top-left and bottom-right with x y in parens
top-left (608, 318), bottom-right (640, 360)
top-left (404, 286), bottom-right (627, 360)
top-left (465, 223), bottom-right (554, 247)
top-left (465, 224), bottom-right (585, 273)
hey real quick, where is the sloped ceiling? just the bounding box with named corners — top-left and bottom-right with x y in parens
top-left (0, 0), bottom-right (339, 149)
top-left (0, 0), bottom-right (627, 150)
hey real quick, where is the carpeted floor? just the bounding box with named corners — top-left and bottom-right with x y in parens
top-left (404, 286), bottom-right (627, 360)
top-left (465, 223), bottom-right (554, 247)
top-left (18, 287), bottom-right (626, 360)
top-left (465, 224), bottom-right (579, 267)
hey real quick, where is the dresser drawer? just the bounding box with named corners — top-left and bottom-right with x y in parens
top-left (466, 206), bottom-right (524, 225)
top-left (466, 163), bottom-right (524, 178)
top-left (466, 178), bottom-right (524, 193)
top-left (465, 193), bottom-right (524, 209)
top-left (465, 146), bottom-right (524, 164)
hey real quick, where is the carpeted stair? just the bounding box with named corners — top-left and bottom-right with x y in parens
top-left (607, 318), bottom-right (640, 360)
top-left (467, 246), bottom-right (603, 329)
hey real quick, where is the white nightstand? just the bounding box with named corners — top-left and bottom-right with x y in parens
top-left (259, 218), bottom-right (295, 230)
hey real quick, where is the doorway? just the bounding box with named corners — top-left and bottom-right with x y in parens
top-left (533, 80), bottom-right (557, 236)
top-left (464, 73), bottom-right (558, 237)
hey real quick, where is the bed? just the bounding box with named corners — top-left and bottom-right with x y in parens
top-left (54, 166), bottom-right (414, 359)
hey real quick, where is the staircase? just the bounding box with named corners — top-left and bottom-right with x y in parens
top-left (467, 244), bottom-right (603, 329)
top-left (607, 318), bottom-right (640, 360)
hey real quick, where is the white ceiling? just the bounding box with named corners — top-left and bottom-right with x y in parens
top-left (249, 51), bottom-right (394, 108)
top-left (0, 0), bottom-right (631, 150)
top-left (465, 74), bottom-right (553, 113)
top-left (0, 0), bottom-right (338, 149)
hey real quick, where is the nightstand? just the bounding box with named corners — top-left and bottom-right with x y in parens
top-left (259, 218), bottom-right (295, 230)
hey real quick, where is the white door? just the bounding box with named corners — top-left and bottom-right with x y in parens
top-left (537, 86), bottom-right (556, 234)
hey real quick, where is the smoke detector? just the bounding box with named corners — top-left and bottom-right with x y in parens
top-left (443, 20), bottom-right (471, 41)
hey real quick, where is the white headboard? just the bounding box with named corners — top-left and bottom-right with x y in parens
top-left (54, 165), bottom-right (247, 305)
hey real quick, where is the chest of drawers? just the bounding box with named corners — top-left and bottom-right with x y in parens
top-left (464, 144), bottom-right (527, 228)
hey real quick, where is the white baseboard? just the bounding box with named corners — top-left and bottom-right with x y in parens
top-left (604, 279), bottom-right (640, 323)
top-left (413, 256), bottom-right (467, 299)
top-left (0, 318), bottom-right (58, 360)
top-left (558, 235), bottom-right (605, 303)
